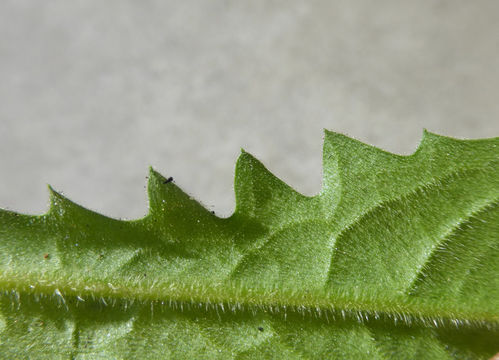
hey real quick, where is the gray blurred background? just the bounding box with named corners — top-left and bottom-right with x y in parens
top-left (1, 1), bottom-right (498, 218)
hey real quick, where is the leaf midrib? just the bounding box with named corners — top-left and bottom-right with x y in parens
top-left (1, 275), bottom-right (497, 330)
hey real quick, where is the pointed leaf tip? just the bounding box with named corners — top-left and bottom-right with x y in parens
top-left (47, 185), bottom-right (78, 218)
top-left (322, 130), bottom-right (361, 152)
top-left (234, 149), bottom-right (306, 218)
top-left (323, 128), bottom-right (338, 138)
top-left (415, 129), bottom-right (481, 157)
top-left (235, 150), bottom-right (273, 191)
top-left (235, 150), bottom-right (265, 182)
top-left (234, 150), bottom-right (269, 215)
top-left (147, 167), bottom-right (174, 211)
top-left (47, 184), bottom-right (64, 209)
top-left (146, 167), bottom-right (213, 220)
top-left (413, 128), bottom-right (439, 155)
top-left (148, 166), bottom-right (165, 183)
top-left (147, 167), bottom-right (176, 196)
top-left (322, 129), bottom-right (362, 166)
top-left (420, 128), bottom-right (441, 142)
top-left (236, 148), bottom-right (257, 166)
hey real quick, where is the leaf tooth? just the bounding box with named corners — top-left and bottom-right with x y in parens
top-left (47, 185), bottom-right (119, 225)
top-left (321, 129), bottom-right (388, 187)
top-left (147, 167), bottom-right (213, 220)
top-left (323, 129), bottom-right (441, 164)
top-left (47, 185), bottom-right (76, 218)
top-left (416, 129), bottom-right (456, 154)
top-left (323, 129), bottom-right (402, 160)
top-left (419, 129), bottom-right (499, 154)
top-left (418, 131), bottom-right (499, 173)
top-left (234, 150), bottom-right (303, 219)
top-left (421, 128), bottom-right (438, 142)
top-left (233, 149), bottom-right (259, 216)
top-left (320, 130), bottom-right (343, 207)
top-left (322, 130), bottom-right (397, 210)
top-left (323, 129), bottom-right (451, 165)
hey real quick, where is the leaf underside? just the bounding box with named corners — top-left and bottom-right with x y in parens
top-left (0, 130), bottom-right (498, 359)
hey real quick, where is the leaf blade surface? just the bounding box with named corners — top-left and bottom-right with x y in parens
top-left (0, 131), bottom-right (498, 359)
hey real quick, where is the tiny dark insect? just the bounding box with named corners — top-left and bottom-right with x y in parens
top-left (43, 253), bottom-right (49, 259)
top-left (258, 327), bottom-right (264, 332)
top-left (163, 177), bottom-right (174, 184)
top-left (211, 211), bottom-right (215, 215)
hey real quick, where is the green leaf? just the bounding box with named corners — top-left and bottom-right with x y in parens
top-left (0, 130), bottom-right (498, 359)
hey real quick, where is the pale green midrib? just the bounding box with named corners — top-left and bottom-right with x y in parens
top-left (0, 275), bottom-right (497, 328)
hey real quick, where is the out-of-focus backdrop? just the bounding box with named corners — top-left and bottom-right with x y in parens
top-left (1, 1), bottom-right (498, 218)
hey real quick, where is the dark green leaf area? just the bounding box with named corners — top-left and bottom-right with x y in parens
top-left (0, 131), bottom-right (498, 359)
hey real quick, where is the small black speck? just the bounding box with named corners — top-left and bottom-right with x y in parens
top-left (258, 327), bottom-right (264, 332)
top-left (211, 211), bottom-right (215, 215)
top-left (163, 177), bottom-right (173, 184)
